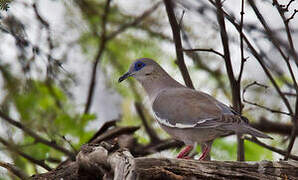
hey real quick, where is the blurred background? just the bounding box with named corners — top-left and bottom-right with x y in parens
top-left (0, 0), bottom-right (297, 178)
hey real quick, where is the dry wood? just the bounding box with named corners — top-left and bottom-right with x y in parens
top-left (31, 142), bottom-right (298, 180)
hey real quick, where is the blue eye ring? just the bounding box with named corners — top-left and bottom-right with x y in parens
top-left (134, 61), bottom-right (146, 71)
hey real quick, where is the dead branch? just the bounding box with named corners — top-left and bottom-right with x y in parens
top-left (90, 126), bottom-right (140, 144)
top-left (31, 142), bottom-right (298, 180)
top-left (88, 119), bottom-right (118, 143)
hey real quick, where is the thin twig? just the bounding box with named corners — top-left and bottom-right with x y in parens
top-left (0, 110), bottom-right (75, 160)
top-left (271, 0), bottom-right (298, 160)
top-left (272, 0), bottom-right (298, 67)
top-left (178, 10), bottom-right (185, 29)
top-left (84, 1), bottom-right (161, 114)
top-left (237, 0), bottom-right (245, 83)
top-left (282, 92), bottom-right (297, 97)
top-left (0, 161), bottom-right (29, 180)
top-left (0, 137), bottom-right (52, 171)
top-left (88, 119), bottom-right (118, 143)
top-left (242, 81), bottom-right (291, 116)
top-left (180, 29), bottom-right (229, 96)
top-left (284, 0), bottom-right (295, 12)
top-left (106, 2), bottom-right (162, 40)
top-left (84, 0), bottom-right (111, 114)
top-left (164, 0), bottom-right (194, 89)
top-left (91, 126), bottom-right (140, 144)
top-left (182, 48), bottom-right (224, 58)
top-left (248, 0), bottom-right (297, 90)
top-left (207, 1), bottom-right (294, 116)
top-left (286, 9), bottom-right (298, 23)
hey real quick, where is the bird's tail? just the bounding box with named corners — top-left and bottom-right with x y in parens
top-left (243, 125), bottom-right (273, 139)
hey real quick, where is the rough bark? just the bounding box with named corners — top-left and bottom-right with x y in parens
top-left (31, 142), bottom-right (298, 180)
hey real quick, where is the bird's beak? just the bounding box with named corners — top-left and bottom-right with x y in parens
top-left (118, 72), bottom-right (132, 83)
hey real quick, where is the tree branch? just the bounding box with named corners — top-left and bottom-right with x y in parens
top-left (271, 0), bottom-right (298, 160)
top-left (242, 81), bottom-right (291, 116)
top-left (272, 0), bottom-right (298, 67)
top-left (164, 0), bottom-right (194, 89)
top-left (251, 117), bottom-right (298, 136)
top-left (214, 0), bottom-right (244, 161)
top-left (237, 0), bottom-right (246, 83)
top-left (32, 143), bottom-right (298, 179)
top-left (182, 48), bottom-right (224, 58)
top-left (0, 161), bottom-right (28, 180)
top-left (88, 119), bottom-right (118, 143)
top-left (106, 2), bottom-right (162, 40)
top-left (0, 110), bottom-right (75, 160)
top-left (84, 0), bottom-right (111, 114)
top-left (0, 137), bottom-right (52, 171)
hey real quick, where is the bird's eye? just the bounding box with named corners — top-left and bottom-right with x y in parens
top-left (134, 61), bottom-right (146, 71)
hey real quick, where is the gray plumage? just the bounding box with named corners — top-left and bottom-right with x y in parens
top-left (119, 58), bottom-right (272, 159)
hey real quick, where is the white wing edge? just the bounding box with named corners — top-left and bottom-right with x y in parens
top-left (153, 112), bottom-right (218, 129)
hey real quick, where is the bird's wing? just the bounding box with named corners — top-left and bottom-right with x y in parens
top-left (152, 88), bottom-right (241, 129)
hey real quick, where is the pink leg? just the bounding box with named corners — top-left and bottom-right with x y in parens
top-left (199, 145), bottom-right (211, 161)
top-left (177, 145), bottom-right (193, 158)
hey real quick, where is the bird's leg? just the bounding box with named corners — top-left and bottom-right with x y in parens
top-left (177, 145), bottom-right (193, 158)
top-left (198, 142), bottom-right (212, 161)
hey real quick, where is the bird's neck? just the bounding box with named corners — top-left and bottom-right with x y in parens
top-left (138, 70), bottom-right (185, 101)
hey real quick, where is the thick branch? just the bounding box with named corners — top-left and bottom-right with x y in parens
top-left (32, 143), bottom-right (298, 179)
top-left (130, 158), bottom-right (298, 180)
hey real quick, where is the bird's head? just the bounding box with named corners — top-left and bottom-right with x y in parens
top-left (118, 58), bottom-right (159, 83)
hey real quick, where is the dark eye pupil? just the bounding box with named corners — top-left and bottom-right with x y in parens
top-left (137, 64), bottom-right (141, 67)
